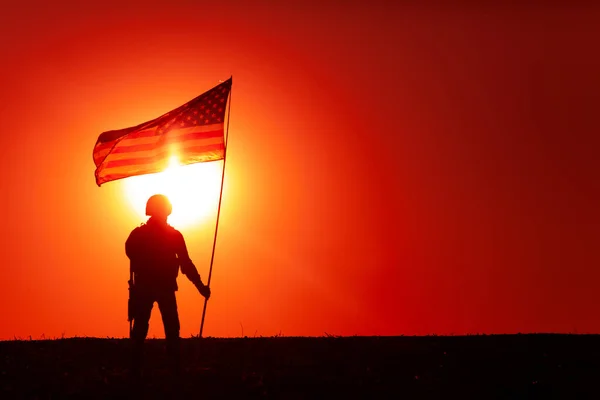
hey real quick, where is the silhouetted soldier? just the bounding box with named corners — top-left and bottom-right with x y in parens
top-left (126, 194), bottom-right (211, 377)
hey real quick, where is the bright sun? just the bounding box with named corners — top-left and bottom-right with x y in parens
top-left (123, 156), bottom-right (223, 228)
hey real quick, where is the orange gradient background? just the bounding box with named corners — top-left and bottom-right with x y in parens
top-left (1, 2), bottom-right (599, 339)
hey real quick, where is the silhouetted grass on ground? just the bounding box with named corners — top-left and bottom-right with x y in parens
top-left (1, 334), bottom-right (599, 399)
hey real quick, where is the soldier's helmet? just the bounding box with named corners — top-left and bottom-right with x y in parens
top-left (146, 194), bottom-right (172, 217)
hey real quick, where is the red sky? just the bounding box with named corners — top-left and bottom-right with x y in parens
top-left (0, 2), bottom-right (599, 339)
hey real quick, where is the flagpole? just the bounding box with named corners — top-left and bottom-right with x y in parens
top-left (199, 78), bottom-right (232, 337)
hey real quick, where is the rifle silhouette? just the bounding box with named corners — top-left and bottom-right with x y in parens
top-left (128, 266), bottom-right (135, 338)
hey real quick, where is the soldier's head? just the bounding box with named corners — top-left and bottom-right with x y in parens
top-left (146, 194), bottom-right (172, 221)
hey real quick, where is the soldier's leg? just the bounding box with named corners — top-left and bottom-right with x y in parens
top-left (130, 291), bottom-right (154, 376)
top-left (157, 291), bottom-right (181, 374)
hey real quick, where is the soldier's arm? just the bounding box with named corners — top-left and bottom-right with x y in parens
top-left (125, 227), bottom-right (141, 260)
top-left (174, 231), bottom-right (203, 286)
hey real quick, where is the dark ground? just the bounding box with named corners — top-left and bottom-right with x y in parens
top-left (1, 334), bottom-right (599, 399)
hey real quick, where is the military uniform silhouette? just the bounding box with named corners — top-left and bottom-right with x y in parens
top-left (125, 194), bottom-right (210, 376)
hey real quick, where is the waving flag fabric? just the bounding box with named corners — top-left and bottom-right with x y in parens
top-left (93, 78), bottom-right (232, 186)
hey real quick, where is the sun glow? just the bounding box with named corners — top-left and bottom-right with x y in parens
top-left (123, 156), bottom-right (223, 228)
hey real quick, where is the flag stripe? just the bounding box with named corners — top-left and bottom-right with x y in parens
top-left (94, 124), bottom-right (223, 155)
top-left (95, 123), bottom-right (222, 151)
top-left (98, 152), bottom-right (225, 184)
top-left (102, 143), bottom-right (224, 169)
top-left (120, 123), bottom-right (221, 141)
top-left (93, 149), bottom-right (111, 166)
top-left (97, 150), bottom-right (224, 185)
top-left (94, 124), bottom-right (224, 167)
top-left (105, 137), bottom-right (224, 161)
top-left (110, 129), bottom-right (224, 154)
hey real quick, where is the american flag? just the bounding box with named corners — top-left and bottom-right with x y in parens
top-left (93, 78), bottom-right (232, 186)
